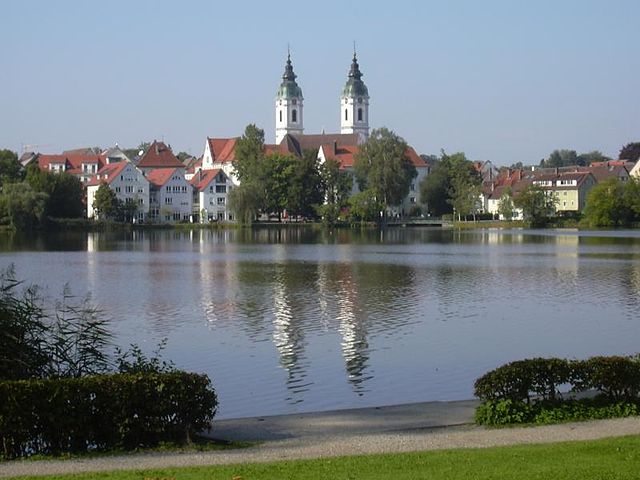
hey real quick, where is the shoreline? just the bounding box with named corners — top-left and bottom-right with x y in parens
top-left (3, 399), bottom-right (640, 478)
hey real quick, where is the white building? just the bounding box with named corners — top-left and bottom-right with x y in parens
top-left (86, 161), bottom-right (149, 221)
top-left (189, 169), bottom-right (233, 222)
top-left (147, 167), bottom-right (193, 223)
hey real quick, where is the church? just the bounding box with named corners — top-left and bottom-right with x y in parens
top-left (197, 51), bottom-right (429, 215)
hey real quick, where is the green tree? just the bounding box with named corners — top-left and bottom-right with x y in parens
top-left (582, 178), bottom-right (632, 227)
top-left (541, 149), bottom-right (579, 168)
top-left (0, 150), bottom-right (22, 186)
top-left (348, 189), bottom-right (382, 223)
top-left (318, 158), bottom-right (353, 225)
top-left (0, 183), bottom-right (48, 229)
top-left (262, 153), bottom-right (297, 220)
top-left (577, 150), bottom-right (610, 165)
top-left (233, 124), bottom-right (266, 183)
top-left (619, 142), bottom-right (640, 162)
top-left (497, 187), bottom-right (516, 221)
top-left (354, 128), bottom-right (417, 212)
top-left (514, 184), bottom-right (557, 227)
top-left (623, 177), bottom-right (640, 218)
top-left (228, 183), bottom-right (262, 224)
top-left (92, 183), bottom-right (119, 220)
top-left (285, 150), bottom-right (323, 219)
top-left (419, 151), bottom-right (480, 217)
top-left (25, 167), bottom-right (84, 218)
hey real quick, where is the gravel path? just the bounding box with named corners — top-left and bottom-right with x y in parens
top-left (2, 401), bottom-right (639, 478)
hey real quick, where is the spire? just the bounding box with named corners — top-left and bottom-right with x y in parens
top-left (348, 50), bottom-right (363, 81)
top-left (276, 48), bottom-right (303, 100)
top-left (282, 47), bottom-right (297, 81)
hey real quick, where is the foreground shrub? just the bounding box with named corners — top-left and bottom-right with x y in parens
top-left (474, 357), bottom-right (571, 403)
top-left (571, 356), bottom-right (640, 402)
top-left (475, 355), bottom-right (640, 426)
top-left (0, 372), bottom-right (217, 459)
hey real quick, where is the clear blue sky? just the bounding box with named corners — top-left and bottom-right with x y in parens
top-left (1, 0), bottom-right (638, 165)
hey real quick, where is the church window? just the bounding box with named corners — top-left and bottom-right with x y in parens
top-left (279, 110), bottom-right (282, 122)
top-left (292, 109), bottom-right (297, 123)
top-left (345, 109), bottom-right (348, 121)
top-left (358, 97), bottom-right (363, 104)
top-left (292, 99), bottom-right (297, 105)
top-left (358, 108), bottom-right (363, 121)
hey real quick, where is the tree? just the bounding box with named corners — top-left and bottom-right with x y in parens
top-left (0, 183), bottom-right (48, 229)
top-left (233, 124), bottom-right (266, 183)
top-left (285, 149), bottom-right (323, 219)
top-left (354, 128), bottom-right (417, 212)
top-left (541, 149), bottom-right (578, 168)
top-left (0, 150), bottom-right (22, 186)
top-left (228, 183), bottom-right (262, 224)
top-left (320, 158), bottom-right (352, 207)
top-left (419, 151), bottom-right (480, 217)
top-left (25, 168), bottom-right (84, 218)
top-left (513, 184), bottom-right (557, 227)
top-left (577, 150), bottom-right (610, 165)
top-left (497, 187), bottom-right (515, 221)
top-left (92, 183), bottom-right (119, 220)
top-left (262, 153), bottom-right (296, 220)
top-left (619, 142), bottom-right (640, 163)
top-left (582, 178), bottom-right (632, 228)
top-left (348, 189), bottom-right (382, 223)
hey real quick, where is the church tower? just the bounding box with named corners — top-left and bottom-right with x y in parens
top-left (275, 52), bottom-right (304, 144)
top-left (340, 51), bottom-right (369, 139)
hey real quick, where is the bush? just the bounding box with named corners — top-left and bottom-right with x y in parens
top-left (474, 355), bottom-right (640, 426)
top-left (571, 356), bottom-right (640, 402)
top-left (474, 357), bottom-right (571, 403)
top-left (0, 372), bottom-right (217, 459)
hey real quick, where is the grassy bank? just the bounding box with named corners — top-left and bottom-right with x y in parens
top-left (9, 434), bottom-right (640, 480)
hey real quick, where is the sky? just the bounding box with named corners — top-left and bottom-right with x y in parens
top-left (1, 0), bottom-right (639, 166)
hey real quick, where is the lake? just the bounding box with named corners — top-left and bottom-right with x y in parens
top-left (1, 227), bottom-right (639, 419)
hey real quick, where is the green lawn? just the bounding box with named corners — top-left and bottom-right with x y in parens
top-left (9, 435), bottom-right (640, 480)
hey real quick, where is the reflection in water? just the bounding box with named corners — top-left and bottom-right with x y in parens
top-left (2, 227), bottom-right (640, 418)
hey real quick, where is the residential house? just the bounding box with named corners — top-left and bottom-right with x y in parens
top-left (531, 171), bottom-right (597, 214)
top-left (86, 161), bottom-right (150, 221)
top-left (147, 168), bottom-right (193, 223)
top-left (189, 169), bottom-right (233, 222)
top-left (36, 152), bottom-right (105, 184)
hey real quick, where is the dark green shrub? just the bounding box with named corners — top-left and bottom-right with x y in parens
top-left (571, 356), bottom-right (640, 402)
top-left (473, 358), bottom-right (570, 403)
top-left (0, 372), bottom-right (217, 459)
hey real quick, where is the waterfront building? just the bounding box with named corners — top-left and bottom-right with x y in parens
top-left (86, 161), bottom-right (149, 221)
top-left (189, 168), bottom-right (233, 222)
top-left (147, 167), bottom-right (193, 223)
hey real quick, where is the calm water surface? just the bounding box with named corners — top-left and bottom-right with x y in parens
top-left (1, 227), bottom-right (639, 419)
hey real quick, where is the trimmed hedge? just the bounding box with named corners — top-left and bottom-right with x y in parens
top-left (474, 355), bottom-right (640, 426)
top-left (0, 372), bottom-right (217, 459)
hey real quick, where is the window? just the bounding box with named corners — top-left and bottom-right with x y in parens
top-left (292, 109), bottom-right (297, 123)
top-left (216, 185), bottom-right (226, 193)
top-left (410, 197), bottom-right (416, 204)
top-left (217, 197), bottom-right (225, 205)
top-left (138, 187), bottom-right (144, 193)
top-left (410, 183), bottom-right (415, 192)
top-left (279, 110), bottom-right (282, 122)
top-left (217, 173), bottom-right (226, 183)
top-left (209, 186), bottom-right (214, 193)
top-left (115, 187), bottom-right (121, 193)
top-left (345, 109), bottom-right (348, 121)
top-left (292, 99), bottom-right (297, 105)
top-left (173, 213), bottom-right (181, 221)
top-left (358, 108), bottom-right (363, 121)
top-left (139, 198), bottom-right (144, 205)
top-left (125, 185), bottom-right (134, 193)
top-left (165, 197), bottom-right (173, 205)
top-left (217, 212), bottom-right (224, 221)
top-left (165, 186), bottom-right (170, 192)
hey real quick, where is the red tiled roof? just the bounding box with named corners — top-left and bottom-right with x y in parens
top-left (186, 158), bottom-right (203, 175)
top-left (137, 141), bottom-right (183, 168)
top-left (206, 138), bottom-right (238, 165)
top-left (146, 167), bottom-right (178, 187)
top-left (37, 153), bottom-right (104, 173)
top-left (86, 161), bottom-right (130, 187)
top-left (189, 169), bottom-right (222, 191)
top-left (320, 143), bottom-right (358, 169)
top-left (405, 147), bottom-right (427, 167)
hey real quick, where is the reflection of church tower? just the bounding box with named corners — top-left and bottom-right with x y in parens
top-left (340, 50), bottom-right (370, 140)
top-left (275, 52), bottom-right (304, 144)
